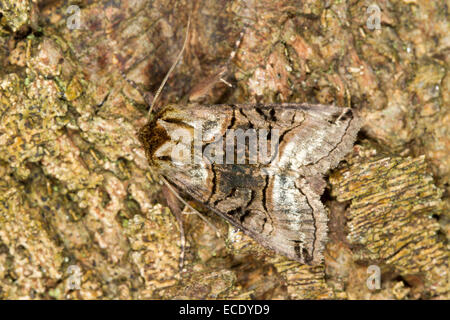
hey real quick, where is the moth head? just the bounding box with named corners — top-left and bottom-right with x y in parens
top-left (138, 105), bottom-right (195, 173)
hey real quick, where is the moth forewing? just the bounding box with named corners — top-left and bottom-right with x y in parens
top-left (139, 103), bottom-right (360, 264)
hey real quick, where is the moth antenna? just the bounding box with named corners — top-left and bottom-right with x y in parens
top-left (119, 68), bottom-right (152, 102)
top-left (224, 28), bottom-right (246, 68)
top-left (160, 176), bottom-right (221, 238)
top-left (187, 26), bottom-right (247, 101)
top-left (148, 15), bottom-right (191, 119)
top-left (219, 77), bottom-right (233, 87)
top-left (215, 26), bottom-right (247, 88)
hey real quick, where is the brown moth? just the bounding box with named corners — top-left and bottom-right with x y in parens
top-left (138, 103), bottom-right (360, 265)
top-left (129, 17), bottom-right (361, 265)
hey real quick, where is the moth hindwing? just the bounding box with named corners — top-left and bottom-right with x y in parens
top-left (139, 103), bottom-right (360, 265)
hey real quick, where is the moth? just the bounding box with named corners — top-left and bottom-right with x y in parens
top-left (131, 18), bottom-right (361, 266)
top-left (139, 103), bottom-right (360, 265)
